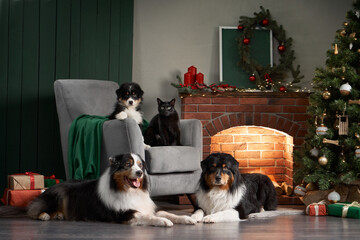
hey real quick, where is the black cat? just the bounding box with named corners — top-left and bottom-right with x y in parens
top-left (144, 98), bottom-right (181, 146)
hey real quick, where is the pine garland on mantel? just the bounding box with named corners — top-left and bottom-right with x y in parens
top-left (238, 6), bottom-right (304, 92)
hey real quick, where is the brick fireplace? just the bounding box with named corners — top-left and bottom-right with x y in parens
top-left (181, 92), bottom-right (310, 187)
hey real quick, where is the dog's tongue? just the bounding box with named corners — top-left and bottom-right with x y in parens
top-left (131, 178), bottom-right (140, 188)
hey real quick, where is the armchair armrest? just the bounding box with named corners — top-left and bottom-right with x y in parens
top-left (100, 118), bottom-right (145, 172)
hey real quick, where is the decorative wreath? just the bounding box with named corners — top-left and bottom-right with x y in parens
top-left (238, 6), bottom-right (303, 92)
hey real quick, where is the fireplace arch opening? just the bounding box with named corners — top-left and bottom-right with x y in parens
top-left (210, 125), bottom-right (293, 186)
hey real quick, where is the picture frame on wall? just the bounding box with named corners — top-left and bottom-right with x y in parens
top-left (219, 26), bottom-right (273, 89)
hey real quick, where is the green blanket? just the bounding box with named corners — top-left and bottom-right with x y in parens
top-left (68, 115), bottom-right (108, 180)
top-left (68, 115), bottom-right (149, 180)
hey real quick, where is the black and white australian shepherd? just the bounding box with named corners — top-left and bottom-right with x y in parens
top-left (191, 153), bottom-right (277, 223)
top-left (0, 153), bottom-right (196, 227)
top-left (108, 82), bottom-right (144, 125)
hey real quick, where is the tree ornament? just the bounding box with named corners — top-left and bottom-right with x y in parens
top-left (334, 44), bottom-right (339, 55)
top-left (343, 21), bottom-right (349, 26)
top-left (316, 124), bottom-right (328, 135)
top-left (237, 25), bottom-right (244, 30)
top-left (278, 44), bottom-right (286, 52)
top-left (243, 38), bottom-right (250, 45)
top-left (350, 43), bottom-right (354, 50)
top-left (355, 146), bottom-right (360, 158)
top-left (279, 86), bottom-right (286, 92)
top-left (350, 32), bottom-right (356, 38)
top-left (294, 185), bottom-right (306, 197)
top-left (338, 114), bottom-right (349, 135)
top-left (318, 155), bottom-right (328, 166)
top-left (339, 82), bottom-right (352, 96)
top-left (340, 29), bottom-right (347, 37)
top-left (310, 147), bottom-right (319, 157)
top-left (349, 99), bottom-right (360, 105)
top-left (261, 18), bottom-right (269, 26)
top-left (328, 190), bottom-right (341, 203)
top-left (306, 182), bottom-right (317, 192)
top-left (249, 74), bottom-right (256, 81)
top-left (322, 89), bottom-right (331, 99)
top-left (323, 138), bottom-right (340, 146)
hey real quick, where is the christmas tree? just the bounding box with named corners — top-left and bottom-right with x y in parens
top-left (294, 0), bottom-right (360, 190)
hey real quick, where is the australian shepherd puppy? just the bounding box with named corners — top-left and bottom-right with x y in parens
top-left (0, 153), bottom-right (196, 227)
top-left (108, 82), bottom-right (144, 125)
top-left (191, 153), bottom-right (277, 223)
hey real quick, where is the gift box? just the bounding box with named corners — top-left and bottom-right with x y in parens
top-left (8, 172), bottom-right (44, 190)
top-left (1, 188), bottom-right (45, 207)
top-left (327, 202), bottom-right (360, 219)
top-left (44, 175), bottom-right (63, 187)
top-left (305, 201), bottom-right (327, 216)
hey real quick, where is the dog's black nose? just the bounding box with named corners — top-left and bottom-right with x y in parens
top-left (215, 176), bottom-right (222, 182)
top-left (135, 170), bottom-right (143, 177)
top-left (128, 100), bottom-right (133, 105)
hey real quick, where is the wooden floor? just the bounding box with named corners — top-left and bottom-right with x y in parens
top-left (0, 201), bottom-right (359, 240)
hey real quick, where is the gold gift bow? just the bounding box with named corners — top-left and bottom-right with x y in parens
top-left (335, 201), bottom-right (360, 218)
top-left (306, 200), bottom-right (327, 215)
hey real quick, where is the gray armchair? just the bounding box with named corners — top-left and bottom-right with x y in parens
top-left (54, 79), bottom-right (202, 197)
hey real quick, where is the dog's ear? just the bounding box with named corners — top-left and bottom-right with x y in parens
top-left (170, 98), bottom-right (176, 106)
top-left (201, 160), bottom-right (207, 172)
top-left (115, 88), bottom-right (121, 97)
top-left (229, 158), bottom-right (239, 174)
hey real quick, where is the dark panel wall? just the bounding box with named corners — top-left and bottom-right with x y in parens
top-left (0, 0), bottom-right (134, 191)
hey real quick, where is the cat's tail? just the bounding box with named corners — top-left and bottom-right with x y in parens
top-left (0, 205), bottom-right (28, 218)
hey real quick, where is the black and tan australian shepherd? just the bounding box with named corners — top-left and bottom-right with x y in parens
top-left (0, 153), bottom-right (196, 227)
top-left (108, 82), bottom-right (144, 125)
top-left (191, 153), bottom-right (277, 223)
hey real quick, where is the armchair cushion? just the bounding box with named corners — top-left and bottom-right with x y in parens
top-left (145, 146), bottom-right (200, 174)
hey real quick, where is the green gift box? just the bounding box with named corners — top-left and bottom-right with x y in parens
top-left (327, 202), bottom-right (360, 219)
top-left (44, 175), bottom-right (63, 187)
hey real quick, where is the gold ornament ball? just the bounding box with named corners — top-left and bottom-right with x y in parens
top-left (322, 90), bottom-right (331, 100)
top-left (318, 156), bottom-right (328, 166)
top-left (344, 22), bottom-right (349, 26)
top-left (306, 182), bottom-right (317, 192)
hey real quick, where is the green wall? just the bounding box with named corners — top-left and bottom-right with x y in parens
top-left (0, 0), bottom-right (134, 192)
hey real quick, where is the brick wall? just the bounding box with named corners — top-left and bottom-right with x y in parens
top-left (181, 92), bottom-right (310, 186)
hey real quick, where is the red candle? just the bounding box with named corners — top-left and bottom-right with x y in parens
top-left (188, 66), bottom-right (197, 83)
top-left (196, 72), bottom-right (204, 84)
top-left (184, 72), bottom-right (191, 85)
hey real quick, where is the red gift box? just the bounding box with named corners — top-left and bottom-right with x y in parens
top-left (305, 200), bottom-right (327, 216)
top-left (1, 188), bottom-right (45, 207)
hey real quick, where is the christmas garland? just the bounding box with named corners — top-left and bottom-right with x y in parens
top-left (238, 6), bottom-right (303, 92)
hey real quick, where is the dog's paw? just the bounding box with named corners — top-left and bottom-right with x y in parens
top-left (144, 143), bottom-right (151, 149)
top-left (154, 217), bottom-right (174, 227)
top-left (202, 215), bottom-right (217, 224)
top-left (116, 111), bottom-right (127, 120)
top-left (191, 210), bottom-right (204, 222)
top-left (178, 215), bottom-right (197, 225)
top-left (38, 212), bottom-right (50, 221)
top-left (53, 211), bottom-right (64, 220)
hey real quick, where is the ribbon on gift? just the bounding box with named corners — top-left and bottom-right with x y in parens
top-left (305, 200), bottom-right (327, 215)
top-left (45, 175), bottom-right (60, 184)
top-left (11, 172), bottom-right (39, 190)
top-left (335, 201), bottom-right (360, 218)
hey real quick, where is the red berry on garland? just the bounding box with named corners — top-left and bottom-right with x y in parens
top-left (243, 38), bottom-right (250, 45)
top-left (278, 44), bottom-right (286, 52)
top-left (237, 25), bottom-right (244, 30)
top-left (249, 74), bottom-right (256, 81)
top-left (279, 86), bottom-right (286, 92)
top-left (262, 19), bottom-right (269, 26)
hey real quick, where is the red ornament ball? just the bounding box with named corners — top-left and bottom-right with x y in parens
top-left (249, 75), bottom-right (256, 81)
top-left (243, 38), bottom-right (250, 45)
top-left (279, 86), bottom-right (286, 92)
top-left (262, 19), bottom-right (269, 26)
top-left (237, 25), bottom-right (244, 30)
top-left (278, 45), bottom-right (286, 52)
